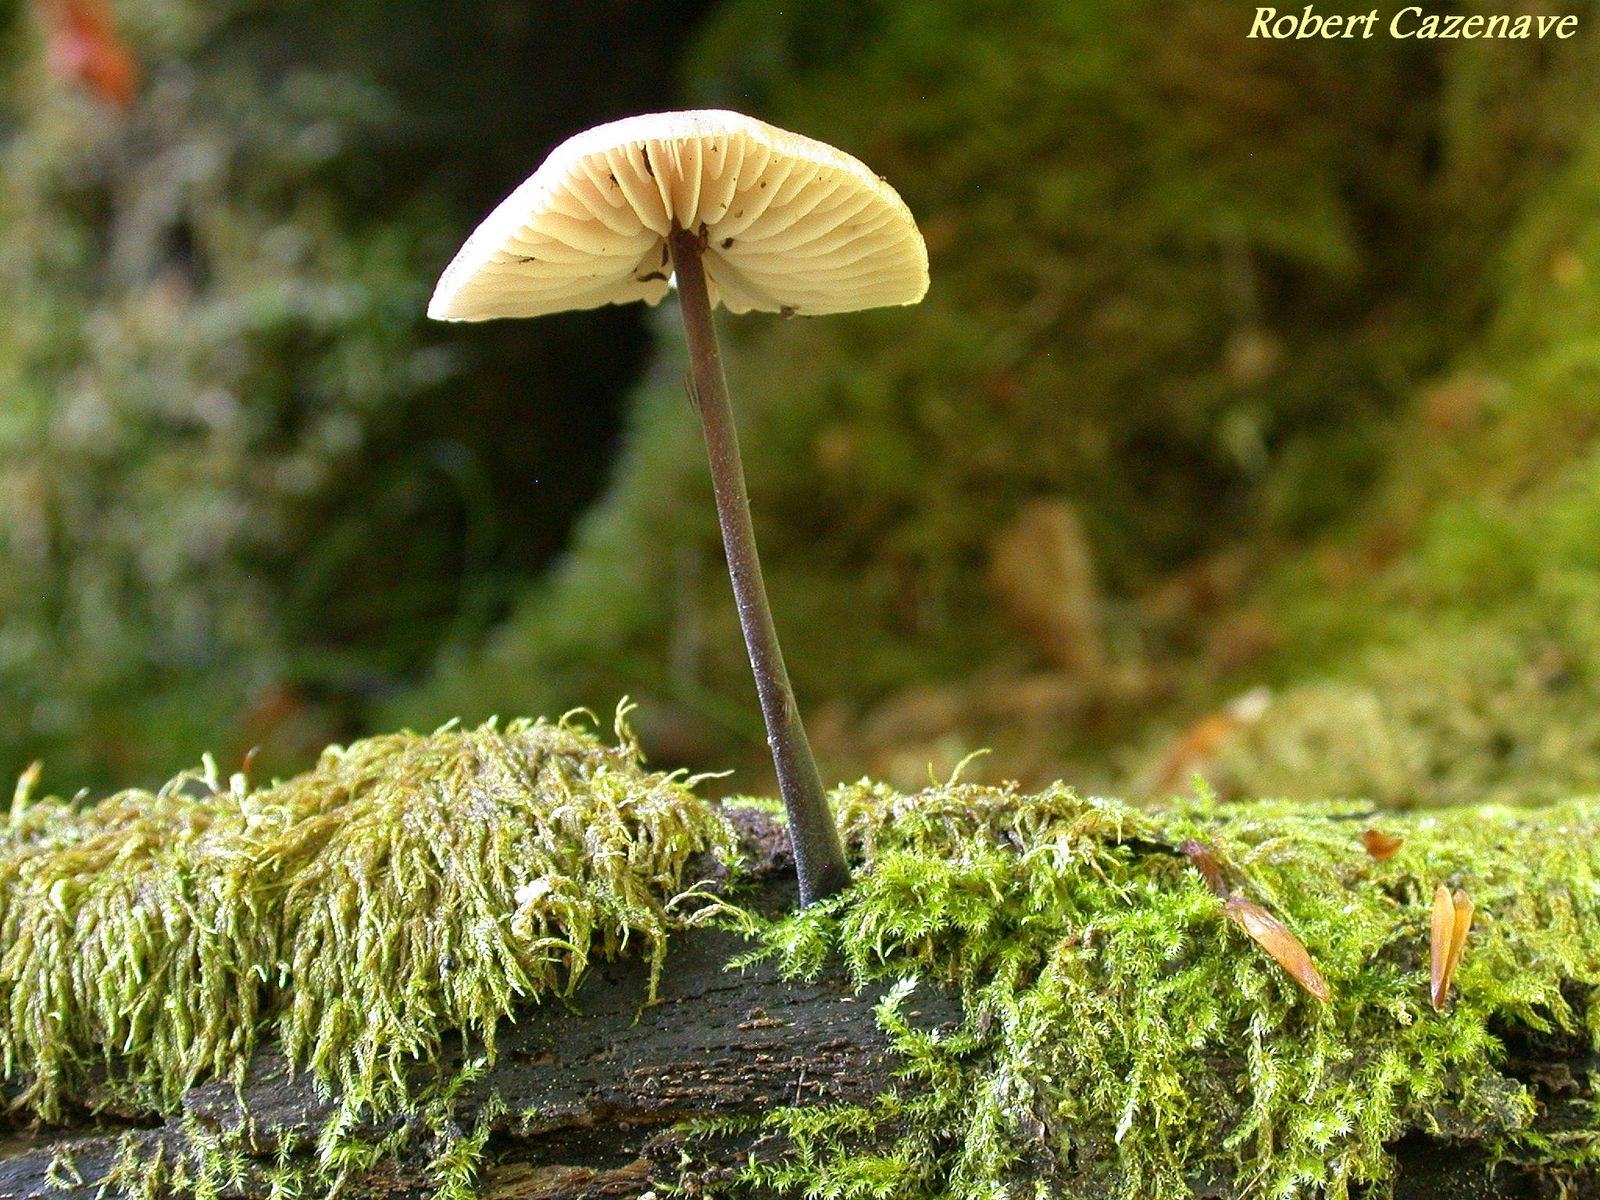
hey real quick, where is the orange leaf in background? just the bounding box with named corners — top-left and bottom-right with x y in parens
top-left (1224, 895), bottom-right (1331, 1002)
top-left (36, 0), bottom-right (139, 110)
top-left (1430, 884), bottom-right (1474, 1011)
top-left (1143, 686), bottom-right (1272, 796)
top-left (1360, 828), bottom-right (1404, 861)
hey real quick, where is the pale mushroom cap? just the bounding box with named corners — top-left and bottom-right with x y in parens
top-left (428, 109), bottom-right (929, 321)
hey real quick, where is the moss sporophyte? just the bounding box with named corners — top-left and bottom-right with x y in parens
top-left (426, 110), bottom-right (930, 906)
top-left (7, 719), bottom-right (1600, 1197)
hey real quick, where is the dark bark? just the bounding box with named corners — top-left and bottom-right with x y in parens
top-left (0, 816), bottom-right (1596, 1199)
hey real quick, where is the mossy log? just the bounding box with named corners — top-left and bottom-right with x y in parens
top-left (6, 718), bottom-right (1600, 1197)
top-left (0, 831), bottom-right (1594, 1200)
top-left (0, 863), bottom-right (966, 1199)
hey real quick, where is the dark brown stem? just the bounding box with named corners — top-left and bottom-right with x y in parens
top-left (668, 225), bottom-right (849, 905)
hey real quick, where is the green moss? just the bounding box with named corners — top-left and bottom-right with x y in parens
top-left (713, 782), bottom-right (1600, 1198)
top-left (10, 728), bottom-right (1600, 1197)
top-left (0, 708), bottom-right (737, 1123)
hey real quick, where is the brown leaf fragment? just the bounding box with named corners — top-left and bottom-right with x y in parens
top-left (1430, 884), bottom-right (1474, 1011)
top-left (1180, 838), bottom-right (1231, 899)
top-left (1223, 895), bottom-right (1331, 1002)
top-left (1360, 828), bottom-right (1404, 860)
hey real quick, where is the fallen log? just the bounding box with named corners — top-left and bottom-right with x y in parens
top-left (0, 895), bottom-right (965, 1198)
top-left (1, 866), bottom-right (1596, 1199)
top-left (4, 720), bottom-right (1600, 1199)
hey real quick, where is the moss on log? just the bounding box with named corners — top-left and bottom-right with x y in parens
top-left (3, 715), bottom-right (1600, 1197)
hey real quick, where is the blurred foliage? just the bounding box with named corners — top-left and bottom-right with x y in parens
top-left (401, 0), bottom-right (1600, 803)
top-left (6, 0), bottom-right (1600, 810)
top-left (1192, 113), bottom-right (1600, 808)
top-left (0, 0), bottom-right (704, 790)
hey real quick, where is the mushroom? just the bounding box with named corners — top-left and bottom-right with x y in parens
top-left (428, 109), bottom-right (929, 905)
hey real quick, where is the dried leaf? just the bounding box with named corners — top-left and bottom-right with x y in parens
top-left (1180, 839), bottom-right (1231, 899)
top-left (1430, 883), bottom-right (1474, 1010)
top-left (1224, 895), bottom-right (1331, 1001)
top-left (1360, 828), bottom-right (1404, 861)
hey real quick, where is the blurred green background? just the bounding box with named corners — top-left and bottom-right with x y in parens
top-left (2, 0), bottom-right (1596, 809)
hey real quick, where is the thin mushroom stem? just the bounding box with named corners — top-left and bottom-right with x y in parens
top-left (668, 224), bottom-right (850, 905)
